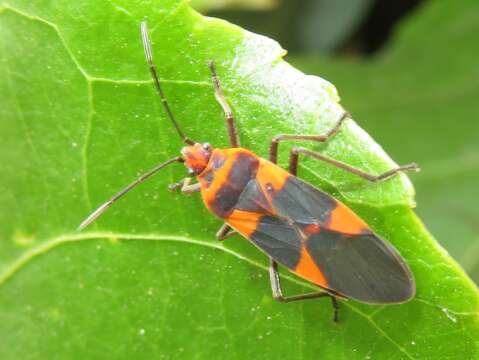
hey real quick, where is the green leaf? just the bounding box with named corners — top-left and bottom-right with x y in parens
top-left (0, 1), bottom-right (477, 359)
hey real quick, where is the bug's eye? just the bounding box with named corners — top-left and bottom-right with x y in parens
top-left (188, 168), bottom-right (195, 176)
top-left (202, 143), bottom-right (211, 151)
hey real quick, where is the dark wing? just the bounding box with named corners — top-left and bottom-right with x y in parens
top-left (304, 228), bottom-right (415, 303)
top-left (225, 178), bottom-right (304, 271)
top-left (269, 176), bottom-right (367, 233)
top-left (228, 176), bottom-right (415, 304)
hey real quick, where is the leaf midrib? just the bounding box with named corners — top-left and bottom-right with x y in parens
top-left (0, 230), bottom-right (415, 359)
top-left (0, 230), bottom-right (476, 360)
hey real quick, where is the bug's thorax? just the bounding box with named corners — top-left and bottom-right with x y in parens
top-left (195, 148), bottom-right (260, 217)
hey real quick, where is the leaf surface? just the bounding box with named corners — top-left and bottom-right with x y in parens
top-left (0, 1), bottom-right (478, 359)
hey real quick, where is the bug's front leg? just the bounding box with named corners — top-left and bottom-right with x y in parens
top-left (168, 177), bottom-right (201, 194)
top-left (207, 60), bottom-right (240, 147)
top-left (269, 259), bottom-right (339, 322)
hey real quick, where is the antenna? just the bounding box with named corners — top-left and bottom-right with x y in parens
top-left (141, 21), bottom-right (194, 145)
top-left (78, 156), bottom-right (183, 230)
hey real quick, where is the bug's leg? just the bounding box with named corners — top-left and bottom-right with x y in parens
top-left (269, 112), bottom-right (349, 163)
top-left (269, 259), bottom-right (339, 322)
top-left (168, 177), bottom-right (201, 194)
top-left (289, 147), bottom-right (419, 180)
top-left (215, 223), bottom-right (238, 241)
top-left (207, 60), bottom-right (240, 147)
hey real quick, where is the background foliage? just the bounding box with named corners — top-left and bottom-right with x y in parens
top-left (0, 0), bottom-right (478, 359)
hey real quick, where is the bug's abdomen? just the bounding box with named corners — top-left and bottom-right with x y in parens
top-left (198, 148), bottom-right (261, 219)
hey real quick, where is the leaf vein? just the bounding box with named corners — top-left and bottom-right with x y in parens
top-left (0, 231), bottom-right (434, 358)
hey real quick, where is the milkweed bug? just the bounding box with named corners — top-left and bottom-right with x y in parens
top-left (79, 22), bottom-right (419, 322)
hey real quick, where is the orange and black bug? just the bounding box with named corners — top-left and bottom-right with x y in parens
top-left (79, 22), bottom-right (419, 322)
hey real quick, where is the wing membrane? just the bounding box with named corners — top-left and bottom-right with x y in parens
top-left (305, 229), bottom-right (415, 303)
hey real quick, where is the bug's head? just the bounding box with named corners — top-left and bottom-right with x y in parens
top-left (181, 142), bottom-right (213, 176)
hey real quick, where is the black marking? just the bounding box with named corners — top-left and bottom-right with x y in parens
top-left (305, 230), bottom-right (414, 303)
top-left (212, 153), bottom-right (226, 169)
top-left (211, 153), bottom-right (259, 217)
top-left (202, 170), bottom-right (214, 188)
top-left (236, 180), bottom-right (271, 213)
top-left (214, 185), bottom-right (243, 217)
top-left (272, 176), bottom-right (337, 225)
top-left (250, 215), bottom-right (302, 269)
top-left (228, 153), bottom-right (257, 186)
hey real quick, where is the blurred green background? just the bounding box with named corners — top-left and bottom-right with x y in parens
top-left (196, 0), bottom-right (479, 283)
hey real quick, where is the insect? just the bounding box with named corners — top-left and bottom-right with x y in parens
top-left (79, 22), bottom-right (418, 322)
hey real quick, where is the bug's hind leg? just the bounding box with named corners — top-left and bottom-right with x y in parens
top-left (269, 111), bottom-right (349, 164)
top-left (269, 259), bottom-right (339, 322)
top-left (288, 147), bottom-right (419, 180)
top-left (208, 61), bottom-right (240, 147)
top-left (215, 223), bottom-right (238, 241)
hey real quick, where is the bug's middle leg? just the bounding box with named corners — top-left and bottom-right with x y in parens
top-left (269, 259), bottom-right (339, 322)
top-left (269, 112), bottom-right (349, 164)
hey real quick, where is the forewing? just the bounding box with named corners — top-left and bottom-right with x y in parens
top-left (241, 214), bottom-right (302, 270)
top-left (269, 176), bottom-right (369, 234)
top-left (229, 179), bottom-right (311, 271)
top-left (234, 166), bottom-right (415, 303)
top-left (228, 208), bottom-right (415, 303)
